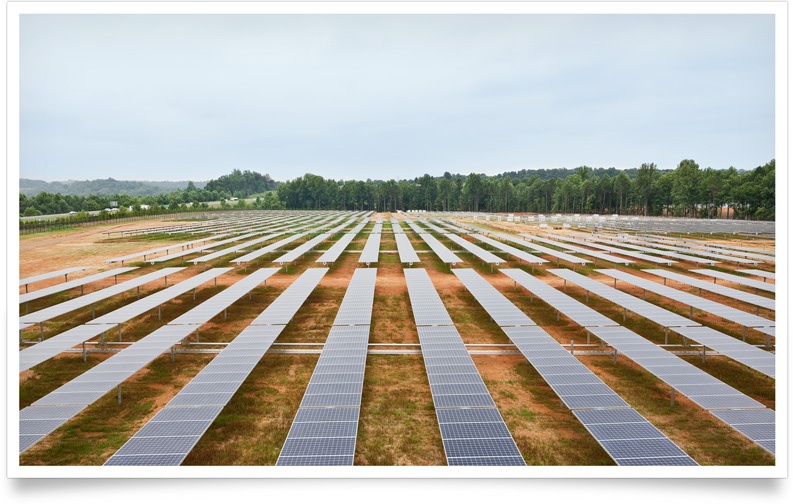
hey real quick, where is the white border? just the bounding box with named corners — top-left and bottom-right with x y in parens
top-left (4, 0), bottom-right (788, 486)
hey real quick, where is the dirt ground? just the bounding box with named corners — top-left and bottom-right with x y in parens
top-left (16, 212), bottom-right (776, 467)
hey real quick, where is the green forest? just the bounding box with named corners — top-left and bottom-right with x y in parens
top-left (19, 160), bottom-right (775, 220)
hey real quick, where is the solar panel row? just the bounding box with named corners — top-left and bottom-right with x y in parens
top-left (276, 268), bottom-right (377, 466)
top-left (103, 268), bottom-right (329, 465)
top-left (543, 233), bottom-right (675, 265)
top-left (519, 234), bottom-right (633, 266)
top-left (584, 234), bottom-right (718, 265)
top-left (404, 268), bottom-right (525, 466)
top-left (21, 268), bottom-right (182, 325)
top-left (359, 231), bottom-right (381, 265)
top-left (20, 266), bottom-right (90, 291)
top-left (496, 233), bottom-right (590, 266)
top-left (19, 268), bottom-right (232, 372)
top-left (691, 267), bottom-right (775, 293)
top-left (548, 269), bottom-right (774, 378)
top-left (644, 269), bottom-right (774, 311)
top-left (316, 220), bottom-right (369, 265)
top-left (470, 234), bottom-right (546, 265)
top-left (444, 234), bottom-right (505, 265)
top-left (597, 269), bottom-right (774, 335)
top-left (502, 268), bottom-right (775, 455)
top-left (452, 269), bottom-right (697, 466)
top-left (19, 267), bottom-right (138, 304)
top-left (21, 269), bottom-right (280, 455)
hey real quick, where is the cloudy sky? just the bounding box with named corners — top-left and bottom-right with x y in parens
top-left (19, 13), bottom-right (775, 182)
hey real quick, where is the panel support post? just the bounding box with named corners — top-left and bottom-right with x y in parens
top-left (664, 327), bottom-right (668, 345)
top-left (612, 350), bottom-right (618, 364)
top-left (689, 306), bottom-right (693, 319)
top-left (585, 291), bottom-right (589, 303)
top-left (643, 289), bottom-right (646, 300)
top-left (39, 322), bottom-right (44, 342)
top-left (701, 345), bottom-right (706, 364)
top-left (82, 342), bottom-right (87, 362)
top-left (137, 286), bottom-right (140, 299)
top-left (586, 331), bottom-right (590, 344)
top-left (215, 277), bottom-right (217, 288)
top-left (164, 276), bottom-right (168, 287)
top-left (670, 387), bottom-right (676, 407)
top-left (563, 279), bottom-right (566, 292)
top-left (623, 308), bottom-right (627, 322)
top-left (570, 340), bottom-right (574, 355)
top-left (193, 288), bottom-right (196, 301)
top-left (766, 334), bottom-right (771, 349)
top-left (92, 303), bottom-right (95, 319)
top-left (742, 326), bottom-right (747, 342)
top-left (81, 285), bottom-right (84, 295)
top-left (224, 308), bottom-right (228, 320)
top-left (117, 385), bottom-right (122, 405)
top-left (158, 305), bottom-right (161, 320)
top-left (613, 278), bottom-right (617, 288)
top-left (170, 346), bottom-right (175, 363)
top-left (556, 310), bottom-right (560, 322)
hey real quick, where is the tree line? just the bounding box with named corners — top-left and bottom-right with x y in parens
top-left (19, 161), bottom-right (774, 220)
top-left (276, 159), bottom-right (774, 220)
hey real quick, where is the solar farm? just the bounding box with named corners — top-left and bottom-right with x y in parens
top-left (16, 210), bottom-right (777, 469)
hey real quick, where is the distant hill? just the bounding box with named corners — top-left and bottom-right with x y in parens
top-left (19, 178), bottom-right (207, 197)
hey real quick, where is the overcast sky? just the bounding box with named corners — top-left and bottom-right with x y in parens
top-left (19, 13), bottom-right (775, 182)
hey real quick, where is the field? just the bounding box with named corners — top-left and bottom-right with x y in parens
top-left (15, 211), bottom-right (776, 470)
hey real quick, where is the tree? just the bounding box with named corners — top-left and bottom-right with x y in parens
top-left (634, 162), bottom-right (658, 216)
top-left (463, 173), bottom-right (484, 211)
top-left (614, 172), bottom-right (631, 214)
top-left (671, 159), bottom-right (702, 217)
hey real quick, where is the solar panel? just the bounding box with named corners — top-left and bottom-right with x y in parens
top-left (597, 269), bottom-right (774, 332)
top-left (358, 232), bottom-right (381, 265)
top-left (445, 234), bottom-right (505, 264)
top-left (395, 233), bottom-right (421, 264)
top-left (20, 268), bottom-right (183, 325)
top-left (544, 233), bottom-right (675, 265)
top-left (737, 269), bottom-right (775, 281)
top-left (416, 232), bottom-right (464, 265)
top-left (497, 234), bottom-right (589, 265)
top-left (450, 268), bottom-right (701, 465)
top-left (636, 235), bottom-right (773, 263)
top-left (547, 269), bottom-right (774, 378)
top-left (232, 233), bottom-right (308, 264)
top-left (613, 235), bottom-right (758, 265)
top-left (276, 268), bottom-right (376, 466)
top-left (578, 321), bottom-right (773, 454)
top-left (190, 232), bottom-right (287, 263)
top-left (584, 234), bottom-right (719, 265)
top-left (520, 233), bottom-right (632, 265)
top-left (104, 269), bottom-right (328, 465)
top-left (19, 267), bottom-right (139, 304)
top-left (20, 266), bottom-right (90, 291)
top-left (403, 268), bottom-right (525, 466)
top-left (644, 269), bottom-right (774, 311)
top-left (316, 232), bottom-right (358, 264)
top-left (470, 234), bottom-right (547, 264)
top-left (22, 269), bottom-right (281, 455)
top-left (274, 233), bottom-right (333, 264)
top-left (107, 236), bottom-right (231, 264)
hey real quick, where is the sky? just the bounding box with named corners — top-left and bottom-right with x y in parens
top-left (19, 13), bottom-right (775, 182)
